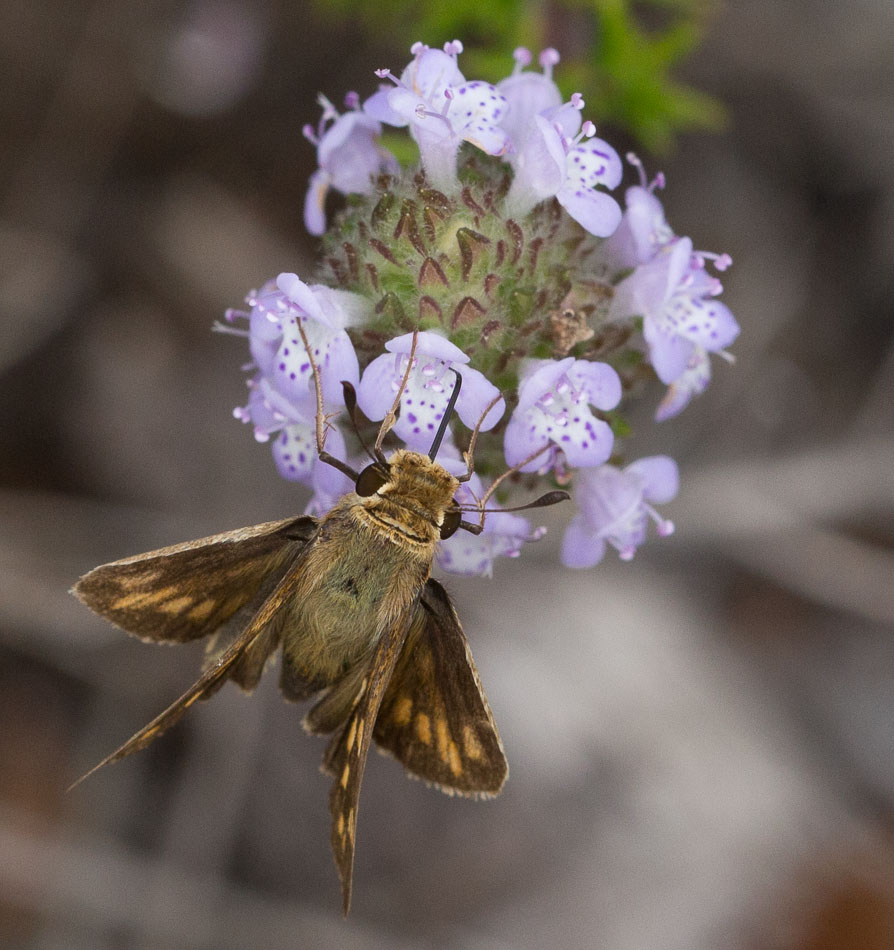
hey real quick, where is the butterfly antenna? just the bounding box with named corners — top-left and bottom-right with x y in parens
top-left (428, 370), bottom-right (462, 461)
top-left (374, 331), bottom-right (419, 463)
top-left (294, 316), bottom-right (359, 482)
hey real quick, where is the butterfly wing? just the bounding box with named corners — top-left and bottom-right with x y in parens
top-left (325, 602), bottom-right (418, 916)
top-left (69, 533), bottom-right (320, 791)
top-left (373, 578), bottom-right (508, 798)
top-left (73, 516), bottom-right (317, 643)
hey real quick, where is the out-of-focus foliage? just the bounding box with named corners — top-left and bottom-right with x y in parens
top-left (316, 0), bottom-right (725, 152)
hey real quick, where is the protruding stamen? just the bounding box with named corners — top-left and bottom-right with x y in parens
top-left (212, 320), bottom-right (250, 338)
top-left (626, 151), bottom-right (647, 187)
top-left (570, 92), bottom-right (584, 110)
top-left (410, 41), bottom-right (426, 55)
top-left (414, 104), bottom-right (453, 132)
top-left (645, 503), bottom-right (674, 537)
top-left (316, 93), bottom-right (337, 121)
top-left (539, 47), bottom-right (560, 76)
top-left (344, 90), bottom-right (359, 110)
top-left (626, 152), bottom-right (665, 192)
top-left (443, 39), bottom-right (464, 56)
top-left (302, 123), bottom-right (319, 145)
top-left (512, 46), bottom-right (532, 71)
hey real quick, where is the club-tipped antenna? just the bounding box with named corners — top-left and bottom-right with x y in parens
top-left (455, 490), bottom-right (570, 515)
top-left (428, 370), bottom-right (462, 461)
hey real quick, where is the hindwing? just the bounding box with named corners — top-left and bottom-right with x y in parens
top-left (373, 578), bottom-right (508, 798)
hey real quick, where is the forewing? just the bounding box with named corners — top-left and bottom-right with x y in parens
top-left (69, 544), bottom-right (316, 791)
top-left (373, 578), bottom-right (508, 798)
top-left (326, 604), bottom-right (417, 916)
top-left (73, 516), bottom-right (317, 643)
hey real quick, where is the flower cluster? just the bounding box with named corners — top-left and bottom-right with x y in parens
top-left (224, 41), bottom-right (739, 575)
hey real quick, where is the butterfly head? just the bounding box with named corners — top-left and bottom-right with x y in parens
top-left (353, 450), bottom-right (461, 544)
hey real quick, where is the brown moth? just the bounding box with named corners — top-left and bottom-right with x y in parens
top-left (71, 330), bottom-right (567, 914)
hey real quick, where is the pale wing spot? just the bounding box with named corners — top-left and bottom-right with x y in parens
top-left (416, 712), bottom-right (432, 744)
top-left (393, 696), bottom-right (413, 726)
top-left (337, 811), bottom-right (345, 837)
top-left (112, 587), bottom-right (178, 610)
top-left (463, 725), bottom-right (484, 761)
top-left (355, 717), bottom-right (365, 751)
top-left (346, 718), bottom-right (358, 753)
top-left (187, 598), bottom-right (217, 622)
top-left (158, 595), bottom-right (194, 615)
top-left (435, 717), bottom-right (450, 763)
top-left (448, 740), bottom-right (462, 777)
top-left (347, 808), bottom-right (355, 845)
top-left (340, 764), bottom-right (350, 788)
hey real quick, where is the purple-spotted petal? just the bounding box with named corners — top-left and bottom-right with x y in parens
top-left (269, 315), bottom-right (358, 410)
top-left (272, 422), bottom-right (316, 483)
top-left (564, 136), bottom-right (623, 191)
top-left (392, 367), bottom-right (458, 448)
top-left (503, 410), bottom-right (551, 471)
top-left (560, 515), bottom-right (606, 568)
top-left (356, 352), bottom-right (399, 420)
top-left (451, 81), bottom-right (509, 154)
top-left (566, 361), bottom-right (622, 411)
top-left (516, 357), bottom-right (575, 412)
top-left (666, 296), bottom-right (740, 352)
top-left (557, 414), bottom-right (615, 468)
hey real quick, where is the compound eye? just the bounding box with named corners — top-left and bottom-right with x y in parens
top-left (355, 463), bottom-right (390, 497)
top-left (439, 507), bottom-right (462, 540)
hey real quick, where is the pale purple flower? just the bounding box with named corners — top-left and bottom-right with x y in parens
top-left (503, 357), bottom-right (622, 474)
top-left (601, 154), bottom-right (674, 272)
top-left (233, 273), bottom-right (363, 419)
top-left (497, 47), bottom-right (581, 148)
top-left (609, 237), bottom-right (739, 384)
top-left (503, 97), bottom-right (622, 236)
top-left (303, 94), bottom-right (399, 235)
top-left (561, 456), bottom-right (678, 568)
top-left (365, 40), bottom-right (509, 191)
top-left (233, 375), bottom-right (340, 484)
top-left (356, 331), bottom-right (504, 450)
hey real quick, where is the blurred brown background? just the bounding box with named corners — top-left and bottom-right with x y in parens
top-left (1, 1), bottom-right (893, 948)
